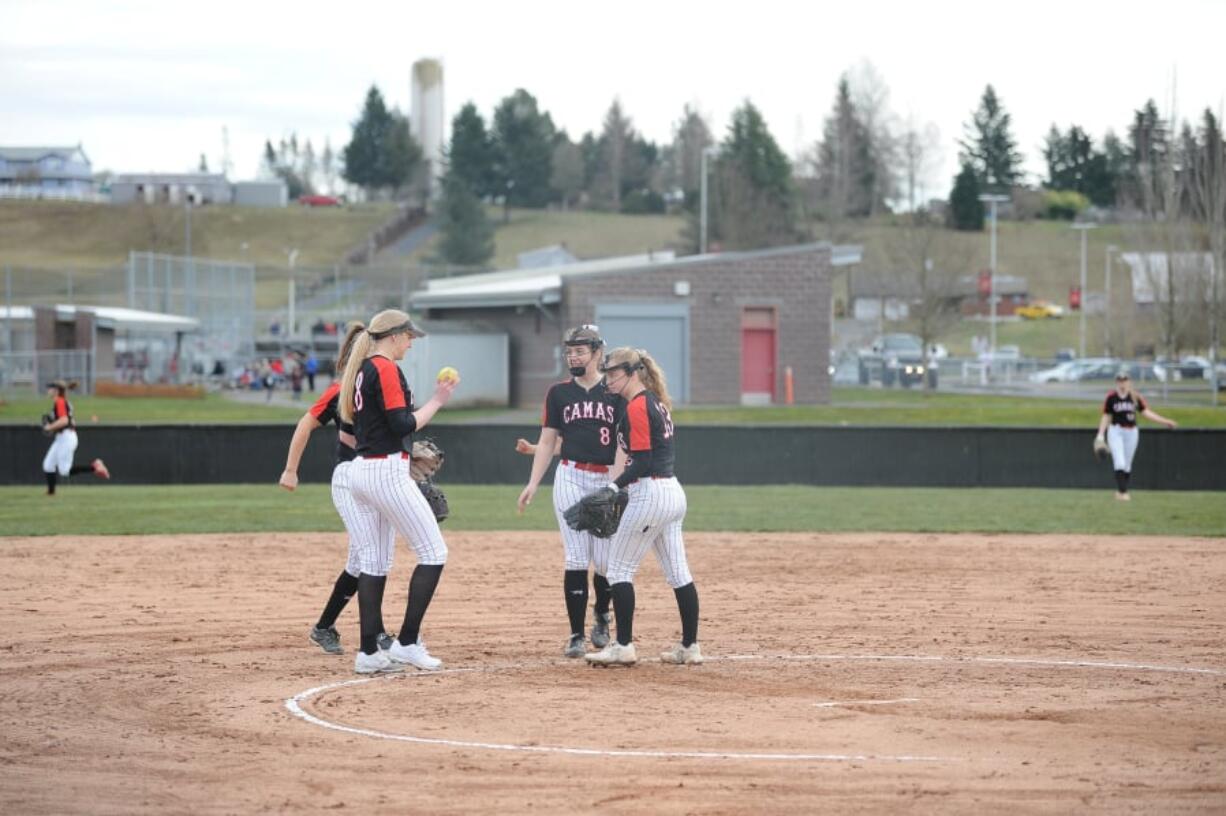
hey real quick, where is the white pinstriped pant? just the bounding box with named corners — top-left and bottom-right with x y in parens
top-left (599, 477), bottom-right (692, 588)
top-left (330, 461), bottom-right (362, 577)
top-left (552, 461), bottom-right (612, 571)
top-left (347, 456), bottom-right (447, 576)
top-left (1107, 424), bottom-right (1140, 472)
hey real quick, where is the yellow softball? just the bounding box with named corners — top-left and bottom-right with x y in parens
top-left (436, 366), bottom-right (459, 383)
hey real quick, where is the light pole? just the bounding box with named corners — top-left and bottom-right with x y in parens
top-left (978, 194), bottom-right (1009, 355)
top-left (1104, 244), bottom-right (1117, 355)
top-left (1072, 222), bottom-right (1097, 358)
top-left (699, 146), bottom-right (718, 255)
top-left (286, 248), bottom-right (299, 340)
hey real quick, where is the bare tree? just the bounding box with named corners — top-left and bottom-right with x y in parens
top-left (593, 99), bottom-right (632, 210)
top-left (878, 210), bottom-right (972, 388)
top-left (899, 117), bottom-right (942, 212)
top-left (846, 60), bottom-right (899, 215)
top-left (670, 104), bottom-right (713, 198)
top-left (550, 138), bottom-right (584, 210)
top-left (1186, 108), bottom-right (1225, 401)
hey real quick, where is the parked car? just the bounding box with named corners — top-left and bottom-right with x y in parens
top-left (1016, 300), bottom-right (1065, 320)
top-left (298, 194), bottom-right (341, 207)
top-left (1072, 359), bottom-right (1123, 381)
top-left (1054, 348), bottom-right (1077, 362)
top-left (858, 333), bottom-right (937, 388)
top-left (1152, 355), bottom-right (1210, 382)
top-left (1029, 361), bottom-right (1083, 383)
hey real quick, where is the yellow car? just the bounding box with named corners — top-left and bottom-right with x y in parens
top-left (1016, 301), bottom-right (1065, 320)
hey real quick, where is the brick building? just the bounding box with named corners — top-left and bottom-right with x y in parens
top-left (411, 243), bottom-right (860, 406)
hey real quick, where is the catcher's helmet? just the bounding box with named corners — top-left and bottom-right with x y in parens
top-left (564, 324), bottom-right (603, 350)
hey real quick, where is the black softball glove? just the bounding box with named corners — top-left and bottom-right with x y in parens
top-left (41, 413), bottom-right (55, 436)
top-left (417, 479), bottom-right (449, 523)
top-left (564, 486), bottom-right (629, 539)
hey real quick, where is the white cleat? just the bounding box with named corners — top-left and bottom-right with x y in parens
top-left (354, 649), bottom-right (404, 675)
top-left (585, 641), bottom-right (637, 667)
top-left (660, 642), bottom-right (704, 665)
top-left (388, 639), bottom-right (443, 671)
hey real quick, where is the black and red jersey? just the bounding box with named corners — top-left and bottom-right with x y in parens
top-left (1103, 391), bottom-right (1146, 428)
top-left (50, 395), bottom-right (74, 433)
top-left (308, 381), bottom-right (356, 464)
top-left (613, 390), bottom-right (676, 487)
top-left (541, 379), bottom-right (619, 465)
top-left (353, 355), bottom-right (416, 456)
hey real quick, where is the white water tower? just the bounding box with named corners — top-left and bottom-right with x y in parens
top-left (411, 59), bottom-right (445, 198)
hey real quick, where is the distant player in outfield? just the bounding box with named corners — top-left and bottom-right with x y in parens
top-left (517, 325), bottom-right (618, 658)
top-left (1095, 370), bottom-right (1177, 501)
top-left (41, 379), bottom-right (110, 495)
top-left (279, 323), bottom-right (391, 656)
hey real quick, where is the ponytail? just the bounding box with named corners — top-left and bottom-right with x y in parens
top-left (637, 350), bottom-right (673, 411)
top-left (336, 321), bottom-right (366, 371)
top-left (338, 329), bottom-right (373, 423)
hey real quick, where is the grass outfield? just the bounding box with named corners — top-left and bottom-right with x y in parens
top-left (4, 388), bottom-right (1224, 426)
top-left (1, 484), bottom-right (1222, 537)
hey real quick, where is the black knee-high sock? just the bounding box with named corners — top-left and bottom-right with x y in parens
top-left (398, 564), bottom-right (444, 647)
top-left (45, 472), bottom-right (57, 494)
top-left (610, 582), bottom-right (635, 646)
top-left (68, 464), bottom-right (92, 476)
top-left (673, 582), bottom-right (700, 647)
top-left (357, 573), bottom-right (387, 655)
top-left (1114, 470), bottom-right (1128, 493)
top-left (564, 570), bottom-right (588, 636)
top-left (1122, 470), bottom-right (1131, 492)
top-left (317, 570), bottom-right (360, 630)
top-left (592, 573), bottom-right (611, 616)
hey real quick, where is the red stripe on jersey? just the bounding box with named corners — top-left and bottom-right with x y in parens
top-left (371, 356), bottom-right (407, 410)
top-left (628, 393), bottom-right (651, 451)
top-left (54, 396), bottom-right (68, 418)
top-left (309, 381), bottom-right (341, 420)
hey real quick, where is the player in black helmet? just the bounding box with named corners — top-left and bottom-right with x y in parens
top-left (517, 325), bottom-right (619, 658)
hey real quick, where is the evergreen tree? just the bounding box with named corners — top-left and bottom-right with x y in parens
top-left (342, 86), bottom-right (394, 192)
top-left (593, 99), bottom-right (633, 210)
top-left (436, 174), bottom-right (495, 267)
top-left (379, 111), bottom-right (423, 191)
top-left (491, 89), bottom-right (556, 209)
top-left (959, 85), bottom-right (1023, 191)
top-left (447, 102), bottom-right (497, 197)
top-left (670, 105), bottom-right (714, 201)
top-left (694, 100), bottom-right (798, 251)
top-left (1127, 99), bottom-right (1170, 214)
top-left (815, 76), bottom-right (878, 218)
top-left (948, 162), bottom-right (984, 230)
top-left (550, 136), bottom-right (584, 209)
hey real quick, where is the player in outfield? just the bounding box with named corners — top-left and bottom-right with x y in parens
top-left (40, 379), bottom-right (110, 495)
top-left (1095, 370), bottom-right (1177, 501)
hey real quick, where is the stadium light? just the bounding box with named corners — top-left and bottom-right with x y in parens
top-left (978, 193), bottom-right (1010, 356)
top-left (700, 146), bottom-right (719, 255)
top-left (1071, 222), bottom-right (1097, 358)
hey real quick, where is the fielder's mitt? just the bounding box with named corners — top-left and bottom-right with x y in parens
top-left (40, 413), bottom-right (55, 436)
top-left (564, 486), bottom-right (629, 539)
top-left (410, 439), bottom-right (445, 481)
top-left (1093, 434), bottom-right (1110, 461)
top-left (418, 479), bottom-right (449, 523)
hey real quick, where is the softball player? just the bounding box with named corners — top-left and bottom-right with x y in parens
top-left (338, 309), bottom-right (459, 675)
top-left (41, 379), bottom-right (110, 495)
top-left (279, 323), bottom-right (393, 655)
top-left (517, 325), bottom-right (618, 658)
top-left (585, 347), bottom-right (702, 667)
top-left (1095, 370), bottom-right (1177, 501)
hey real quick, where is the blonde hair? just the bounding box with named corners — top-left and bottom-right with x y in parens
top-left (339, 309), bottom-right (412, 422)
top-left (50, 379), bottom-right (79, 395)
top-left (604, 346), bottom-right (673, 410)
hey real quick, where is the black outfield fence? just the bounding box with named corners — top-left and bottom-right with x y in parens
top-left (3, 425), bottom-right (1224, 490)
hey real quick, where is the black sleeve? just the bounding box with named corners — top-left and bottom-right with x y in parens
top-left (614, 448), bottom-right (652, 489)
top-left (386, 407), bottom-right (418, 438)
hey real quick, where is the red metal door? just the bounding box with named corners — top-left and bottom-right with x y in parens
top-left (741, 308), bottom-right (776, 403)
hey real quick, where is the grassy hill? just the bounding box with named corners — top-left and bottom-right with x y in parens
top-left (0, 200), bottom-right (397, 271)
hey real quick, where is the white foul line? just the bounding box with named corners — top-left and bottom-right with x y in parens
top-left (813, 698), bottom-right (920, 708)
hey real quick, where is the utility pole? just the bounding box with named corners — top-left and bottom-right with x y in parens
top-left (1072, 222), bottom-right (1097, 358)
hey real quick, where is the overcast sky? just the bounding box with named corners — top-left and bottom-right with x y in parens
top-left (3, 0), bottom-right (1224, 198)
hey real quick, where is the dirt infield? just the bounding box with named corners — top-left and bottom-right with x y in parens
top-left (1, 530), bottom-right (1223, 814)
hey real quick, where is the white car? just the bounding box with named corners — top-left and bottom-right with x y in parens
top-left (1030, 361), bottom-right (1082, 383)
